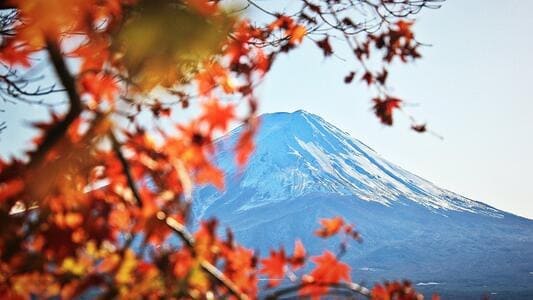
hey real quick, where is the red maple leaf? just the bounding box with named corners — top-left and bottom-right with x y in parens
top-left (0, 40), bottom-right (33, 68)
top-left (395, 20), bottom-right (415, 40)
top-left (316, 37), bottom-right (333, 56)
top-left (259, 249), bottom-right (286, 287)
top-left (373, 97), bottom-right (402, 126)
top-left (376, 69), bottom-right (389, 85)
top-left (201, 101), bottom-right (235, 133)
top-left (299, 251), bottom-right (351, 298)
top-left (362, 71), bottom-right (374, 85)
top-left (80, 73), bottom-right (118, 102)
top-left (344, 71), bottom-right (356, 84)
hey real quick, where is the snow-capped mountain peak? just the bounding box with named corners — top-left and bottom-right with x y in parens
top-left (194, 110), bottom-right (501, 220)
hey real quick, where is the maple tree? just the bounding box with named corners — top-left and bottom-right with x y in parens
top-left (0, 0), bottom-right (443, 299)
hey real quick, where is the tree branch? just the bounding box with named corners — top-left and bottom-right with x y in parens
top-left (0, 39), bottom-right (81, 184)
top-left (28, 39), bottom-right (82, 166)
top-left (1, 74), bottom-right (67, 97)
top-left (109, 132), bottom-right (143, 208)
top-left (0, 4), bottom-right (16, 10)
top-left (265, 281), bottom-right (371, 300)
top-left (160, 212), bottom-right (249, 300)
top-left (108, 135), bottom-right (247, 300)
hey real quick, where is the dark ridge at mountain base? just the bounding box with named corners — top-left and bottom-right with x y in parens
top-left (192, 110), bottom-right (533, 298)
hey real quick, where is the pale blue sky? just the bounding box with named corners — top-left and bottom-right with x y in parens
top-left (255, 0), bottom-right (533, 218)
top-left (1, 0), bottom-right (532, 218)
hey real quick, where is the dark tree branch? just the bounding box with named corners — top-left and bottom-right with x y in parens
top-left (265, 281), bottom-right (371, 300)
top-left (26, 40), bottom-right (82, 166)
top-left (0, 39), bottom-right (81, 183)
top-left (1, 74), bottom-right (67, 97)
top-left (109, 132), bottom-right (144, 208)
top-left (0, 4), bottom-right (16, 10)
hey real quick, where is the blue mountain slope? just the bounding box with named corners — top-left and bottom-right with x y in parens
top-left (192, 110), bottom-right (533, 298)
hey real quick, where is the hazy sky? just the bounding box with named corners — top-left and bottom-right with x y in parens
top-left (255, 0), bottom-right (533, 218)
top-left (1, 0), bottom-right (532, 219)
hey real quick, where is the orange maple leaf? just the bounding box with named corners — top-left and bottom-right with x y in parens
top-left (187, 0), bottom-right (218, 16)
top-left (80, 73), bottom-right (118, 103)
top-left (289, 239), bottom-right (306, 270)
top-left (299, 251), bottom-right (351, 299)
top-left (310, 251), bottom-right (351, 283)
top-left (268, 15), bottom-right (295, 31)
top-left (201, 101), bottom-right (235, 132)
top-left (69, 37), bottom-right (110, 72)
top-left (315, 216), bottom-right (345, 238)
top-left (194, 220), bottom-right (219, 261)
top-left (196, 163), bottom-right (224, 190)
top-left (289, 25), bottom-right (307, 44)
top-left (254, 49), bottom-right (271, 74)
top-left (0, 179), bottom-right (24, 202)
top-left (235, 128), bottom-right (255, 167)
top-left (395, 20), bottom-right (415, 40)
top-left (223, 246), bottom-right (258, 295)
top-left (259, 249), bottom-right (286, 287)
top-left (196, 63), bottom-right (233, 96)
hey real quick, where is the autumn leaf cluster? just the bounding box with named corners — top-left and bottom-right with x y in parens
top-left (1, 0), bottom-right (440, 299)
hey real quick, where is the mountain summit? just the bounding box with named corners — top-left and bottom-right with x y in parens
top-left (193, 110), bottom-right (533, 298)
top-left (195, 110), bottom-right (499, 218)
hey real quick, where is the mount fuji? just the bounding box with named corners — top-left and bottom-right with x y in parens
top-left (192, 110), bottom-right (533, 299)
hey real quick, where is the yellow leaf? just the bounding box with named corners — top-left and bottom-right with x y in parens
top-left (61, 257), bottom-right (85, 276)
top-left (189, 263), bottom-right (209, 291)
top-left (112, 0), bottom-right (235, 91)
top-left (290, 25), bottom-right (307, 44)
top-left (116, 249), bottom-right (137, 285)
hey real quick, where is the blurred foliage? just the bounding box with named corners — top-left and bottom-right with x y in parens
top-left (113, 0), bottom-right (235, 91)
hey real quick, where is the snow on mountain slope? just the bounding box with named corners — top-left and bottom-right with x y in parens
top-left (193, 110), bottom-right (501, 220)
